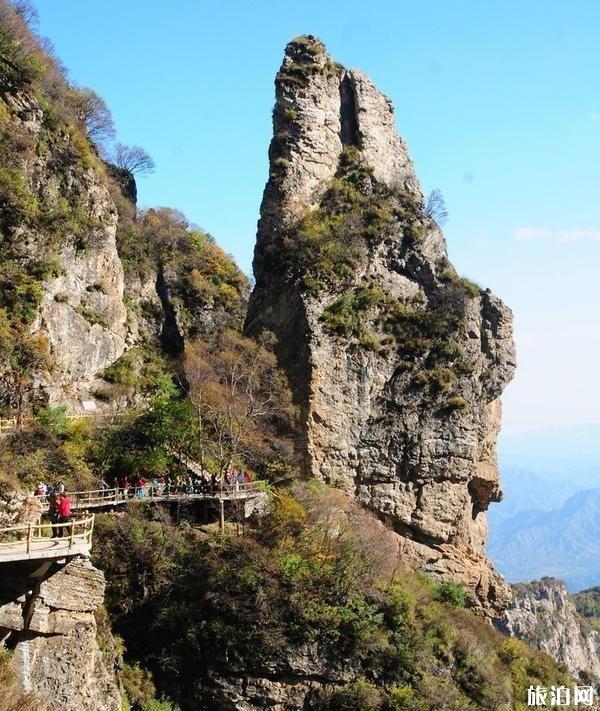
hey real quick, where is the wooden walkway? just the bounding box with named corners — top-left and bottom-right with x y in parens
top-left (0, 515), bottom-right (94, 563)
top-left (37, 482), bottom-right (267, 513)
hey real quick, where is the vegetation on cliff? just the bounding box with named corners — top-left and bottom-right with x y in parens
top-left (93, 484), bottom-right (572, 711)
top-left (0, 0), bottom-right (120, 412)
top-left (0, 330), bottom-right (295, 490)
top-left (270, 142), bottom-right (481, 411)
top-left (276, 146), bottom-right (423, 292)
top-left (572, 586), bottom-right (600, 631)
top-left (116, 205), bottom-right (248, 335)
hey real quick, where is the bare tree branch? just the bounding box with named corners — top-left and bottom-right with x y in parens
top-left (71, 87), bottom-right (116, 151)
top-left (113, 143), bottom-right (155, 176)
top-left (12, 0), bottom-right (37, 26)
top-left (424, 188), bottom-right (449, 226)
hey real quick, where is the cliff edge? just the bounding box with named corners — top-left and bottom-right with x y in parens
top-left (498, 578), bottom-right (600, 682)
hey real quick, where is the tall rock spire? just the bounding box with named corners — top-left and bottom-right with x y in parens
top-left (246, 35), bottom-right (516, 616)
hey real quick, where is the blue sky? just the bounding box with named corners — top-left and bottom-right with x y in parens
top-left (34, 0), bottom-right (600, 435)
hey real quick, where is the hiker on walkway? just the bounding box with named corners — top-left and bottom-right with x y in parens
top-left (49, 490), bottom-right (60, 538)
top-left (235, 470), bottom-right (244, 493)
top-left (56, 493), bottom-right (72, 537)
top-left (198, 474), bottom-right (208, 495)
top-left (136, 476), bottom-right (146, 499)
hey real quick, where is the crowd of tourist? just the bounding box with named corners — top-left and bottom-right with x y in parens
top-left (114, 468), bottom-right (253, 499)
top-left (33, 468), bottom-right (255, 516)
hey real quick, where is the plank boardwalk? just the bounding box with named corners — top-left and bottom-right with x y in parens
top-left (37, 483), bottom-right (267, 514)
top-left (0, 484), bottom-right (267, 564)
top-left (0, 516), bottom-right (94, 563)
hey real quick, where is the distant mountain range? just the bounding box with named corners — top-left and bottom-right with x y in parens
top-left (487, 425), bottom-right (600, 591)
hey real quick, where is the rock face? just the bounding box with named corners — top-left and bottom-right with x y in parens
top-left (246, 36), bottom-right (516, 616)
top-left (498, 578), bottom-right (600, 681)
top-left (0, 487), bottom-right (43, 527)
top-left (0, 89), bottom-right (127, 411)
top-left (0, 556), bottom-right (120, 711)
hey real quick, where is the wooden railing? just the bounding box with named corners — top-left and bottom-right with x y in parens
top-left (0, 514), bottom-right (95, 555)
top-left (37, 482), bottom-right (267, 511)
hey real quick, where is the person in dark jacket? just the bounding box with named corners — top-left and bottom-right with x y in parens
top-left (49, 491), bottom-right (60, 538)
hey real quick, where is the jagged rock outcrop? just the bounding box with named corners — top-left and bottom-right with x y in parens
top-left (0, 556), bottom-right (120, 711)
top-left (498, 578), bottom-right (600, 682)
top-left (246, 35), bottom-right (516, 616)
top-left (0, 487), bottom-right (42, 527)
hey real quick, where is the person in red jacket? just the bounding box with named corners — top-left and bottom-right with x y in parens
top-left (56, 492), bottom-right (72, 538)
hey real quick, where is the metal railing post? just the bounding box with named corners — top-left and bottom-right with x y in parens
top-left (26, 523), bottom-right (32, 554)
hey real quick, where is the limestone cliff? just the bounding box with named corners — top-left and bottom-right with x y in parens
top-left (0, 556), bottom-right (120, 711)
top-left (0, 86), bottom-right (127, 410)
top-left (0, 46), bottom-right (246, 414)
top-left (246, 35), bottom-right (516, 616)
top-left (498, 578), bottom-right (600, 682)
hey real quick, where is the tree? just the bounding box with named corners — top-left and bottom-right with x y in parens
top-left (183, 330), bottom-right (294, 478)
top-left (72, 87), bottom-right (116, 151)
top-left (424, 189), bottom-right (448, 226)
top-left (114, 143), bottom-right (155, 176)
top-left (12, 0), bottom-right (37, 25)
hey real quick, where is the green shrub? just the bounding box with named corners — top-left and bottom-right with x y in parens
top-left (36, 405), bottom-right (69, 436)
top-left (120, 663), bottom-right (156, 708)
top-left (276, 147), bottom-right (404, 291)
top-left (445, 396), bottom-right (469, 411)
top-left (141, 700), bottom-right (181, 711)
top-left (280, 552), bottom-right (310, 580)
top-left (436, 581), bottom-right (467, 607)
top-left (320, 286), bottom-right (386, 342)
top-left (102, 352), bottom-right (137, 387)
top-left (385, 685), bottom-right (418, 711)
top-left (440, 267), bottom-right (481, 297)
top-left (414, 368), bottom-right (455, 394)
top-left (77, 306), bottom-right (106, 326)
top-left (315, 678), bottom-right (382, 711)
